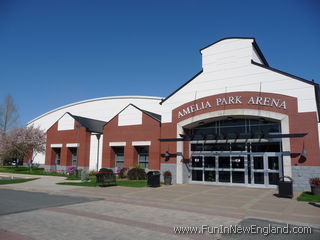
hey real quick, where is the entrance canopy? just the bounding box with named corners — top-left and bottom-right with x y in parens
top-left (160, 117), bottom-right (307, 142)
top-left (159, 132), bottom-right (307, 142)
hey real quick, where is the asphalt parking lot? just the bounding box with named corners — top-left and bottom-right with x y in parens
top-left (0, 189), bottom-right (101, 216)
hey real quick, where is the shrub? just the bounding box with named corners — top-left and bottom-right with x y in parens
top-left (118, 168), bottom-right (128, 179)
top-left (127, 168), bottom-right (146, 180)
top-left (88, 170), bottom-right (98, 176)
top-left (99, 168), bottom-right (113, 173)
top-left (66, 166), bottom-right (76, 175)
top-left (133, 163), bottom-right (142, 169)
top-left (115, 166), bottom-right (123, 175)
top-left (310, 177), bottom-right (320, 187)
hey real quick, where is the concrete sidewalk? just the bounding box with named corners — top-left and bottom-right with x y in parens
top-left (0, 172), bottom-right (82, 193)
top-left (65, 184), bottom-right (320, 227)
top-left (1, 173), bottom-right (319, 227)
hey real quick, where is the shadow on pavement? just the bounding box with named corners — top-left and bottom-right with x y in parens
top-left (0, 189), bottom-right (102, 216)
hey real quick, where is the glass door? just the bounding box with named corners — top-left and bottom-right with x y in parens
top-left (251, 155), bottom-right (265, 185)
top-left (216, 155), bottom-right (247, 184)
top-left (218, 156), bottom-right (230, 183)
top-left (204, 156), bottom-right (216, 182)
top-left (231, 155), bottom-right (246, 184)
top-left (250, 153), bottom-right (282, 186)
top-left (191, 155), bottom-right (248, 184)
top-left (191, 156), bottom-right (203, 181)
top-left (266, 153), bottom-right (282, 185)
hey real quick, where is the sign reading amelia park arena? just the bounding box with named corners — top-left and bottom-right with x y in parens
top-left (27, 37), bottom-right (320, 192)
top-left (177, 95), bottom-right (287, 119)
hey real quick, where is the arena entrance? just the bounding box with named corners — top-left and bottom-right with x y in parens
top-left (190, 151), bottom-right (282, 187)
top-left (186, 117), bottom-right (284, 187)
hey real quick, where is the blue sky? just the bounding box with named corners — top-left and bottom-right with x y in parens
top-left (0, 0), bottom-right (319, 124)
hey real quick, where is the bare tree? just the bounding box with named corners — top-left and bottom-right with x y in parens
top-left (0, 94), bottom-right (19, 133)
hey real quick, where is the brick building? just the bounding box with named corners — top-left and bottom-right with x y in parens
top-left (27, 38), bottom-right (320, 191)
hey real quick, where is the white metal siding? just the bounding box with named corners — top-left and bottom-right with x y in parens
top-left (118, 105), bottom-right (142, 126)
top-left (57, 114), bottom-right (74, 131)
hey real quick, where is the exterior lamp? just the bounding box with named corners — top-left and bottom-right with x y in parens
top-left (165, 151), bottom-right (170, 161)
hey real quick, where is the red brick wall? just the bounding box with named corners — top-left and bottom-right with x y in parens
top-left (45, 121), bottom-right (91, 168)
top-left (45, 91), bottom-right (320, 169)
top-left (290, 112), bottom-right (320, 166)
top-left (102, 113), bottom-right (161, 170)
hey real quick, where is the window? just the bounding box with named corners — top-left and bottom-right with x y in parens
top-left (54, 148), bottom-right (61, 165)
top-left (136, 146), bottom-right (149, 168)
top-left (251, 142), bottom-right (281, 152)
top-left (192, 156), bottom-right (203, 168)
top-left (70, 148), bottom-right (78, 166)
top-left (113, 147), bottom-right (124, 167)
top-left (190, 118), bottom-right (281, 139)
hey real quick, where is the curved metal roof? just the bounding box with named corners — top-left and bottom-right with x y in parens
top-left (27, 95), bottom-right (162, 124)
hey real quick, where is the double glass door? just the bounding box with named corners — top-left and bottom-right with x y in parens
top-left (191, 153), bottom-right (282, 187)
top-left (250, 153), bottom-right (282, 186)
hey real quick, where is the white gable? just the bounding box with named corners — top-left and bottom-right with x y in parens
top-left (161, 38), bottom-right (318, 123)
top-left (57, 113), bottom-right (75, 131)
top-left (200, 38), bottom-right (255, 73)
top-left (118, 105), bottom-right (142, 126)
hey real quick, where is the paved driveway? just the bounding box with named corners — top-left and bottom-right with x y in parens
top-left (0, 189), bottom-right (100, 216)
top-left (0, 174), bottom-right (319, 240)
top-left (62, 183), bottom-right (320, 227)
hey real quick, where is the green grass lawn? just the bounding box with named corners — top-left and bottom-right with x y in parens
top-left (297, 192), bottom-right (320, 202)
top-left (57, 177), bottom-right (149, 188)
top-left (65, 175), bottom-right (82, 180)
top-left (0, 178), bottom-right (39, 185)
top-left (0, 167), bottom-right (67, 177)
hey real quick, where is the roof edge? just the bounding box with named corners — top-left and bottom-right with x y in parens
top-left (252, 40), bottom-right (269, 67)
top-left (199, 37), bottom-right (255, 52)
top-left (313, 83), bottom-right (320, 122)
top-left (27, 95), bottom-right (162, 125)
top-left (252, 60), bottom-right (320, 122)
top-left (131, 104), bottom-right (161, 122)
top-left (251, 60), bottom-right (317, 86)
top-left (103, 103), bottom-right (161, 128)
top-left (160, 70), bottom-right (203, 104)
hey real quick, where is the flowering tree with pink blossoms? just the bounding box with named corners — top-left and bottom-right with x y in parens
top-left (0, 126), bottom-right (46, 166)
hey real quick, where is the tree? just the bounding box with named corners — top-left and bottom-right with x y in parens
top-left (0, 94), bottom-right (19, 133)
top-left (0, 126), bottom-right (46, 166)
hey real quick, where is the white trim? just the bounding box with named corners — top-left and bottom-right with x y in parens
top-left (66, 143), bottom-right (79, 147)
top-left (27, 96), bottom-right (162, 124)
top-left (176, 109), bottom-right (292, 184)
top-left (51, 144), bottom-right (62, 148)
top-left (132, 141), bottom-right (151, 146)
top-left (109, 142), bottom-right (126, 147)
